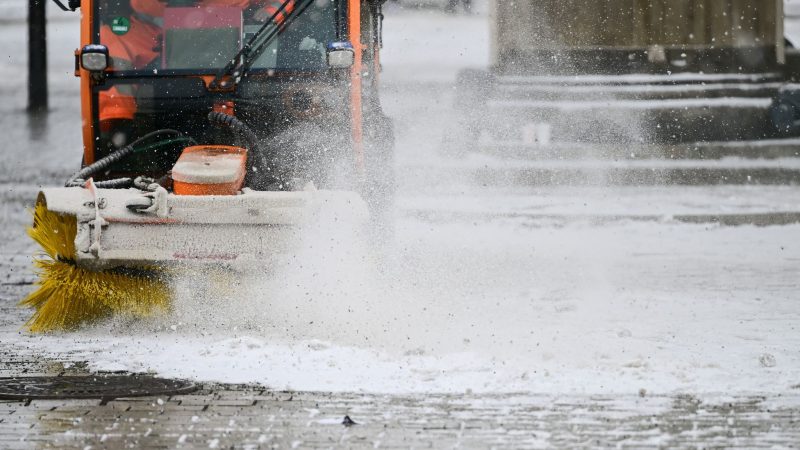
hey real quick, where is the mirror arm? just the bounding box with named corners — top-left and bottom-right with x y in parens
top-left (51, 0), bottom-right (80, 11)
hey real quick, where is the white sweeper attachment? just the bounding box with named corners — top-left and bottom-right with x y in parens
top-left (21, 115), bottom-right (369, 332)
top-left (36, 183), bottom-right (367, 270)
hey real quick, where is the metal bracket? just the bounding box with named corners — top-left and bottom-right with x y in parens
top-left (84, 179), bottom-right (108, 258)
top-left (125, 186), bottom-right (169, 218)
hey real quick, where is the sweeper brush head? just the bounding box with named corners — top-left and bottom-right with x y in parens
top-left (20, 202), bottom-right (170, 332)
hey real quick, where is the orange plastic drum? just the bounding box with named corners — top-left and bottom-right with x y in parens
top-left (171, 145), bottom-right (248, 195)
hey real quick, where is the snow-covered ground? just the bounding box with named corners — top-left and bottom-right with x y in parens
top-left (6, 218), bottom-right (800, 397)
top-left (1, 4), bottom-right (800, 406)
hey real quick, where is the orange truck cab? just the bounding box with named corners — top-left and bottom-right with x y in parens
top-left (59, 0), bottom-right (393, 211)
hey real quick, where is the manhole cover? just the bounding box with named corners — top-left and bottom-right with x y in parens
top-left (0, 375), bottom-right (198, 400)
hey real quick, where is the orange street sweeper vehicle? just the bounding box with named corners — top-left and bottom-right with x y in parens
top-left (23, 0), bottom-right (395, 331)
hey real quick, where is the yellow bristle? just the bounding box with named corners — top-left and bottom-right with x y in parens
top-left (28, 200), bottom-right (76, 262)
top-left (20, 202), bottom-right (171, 332)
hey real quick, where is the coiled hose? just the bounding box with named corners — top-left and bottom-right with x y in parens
top-left (65, 129), bottom-right (187, 188)
top-left (66, 113), bottom-right (257, 189)
top-left (207, 111), bottom-right (259, 151)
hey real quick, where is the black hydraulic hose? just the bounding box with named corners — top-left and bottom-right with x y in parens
top-left (208, 111), bottom-right (259, 151)
top-left (237, 0), bottom-right (317, 80)
top-left (211, 0), bottom-right (316, 89)
top-left (66, 115), bottom-right (254, 190)
top-left (65, 129), bottom-right (186, 188)
top-left (211, 0), bottom-right (297, 89)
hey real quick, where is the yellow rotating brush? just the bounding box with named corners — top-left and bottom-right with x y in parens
top-left (20, 202), bottom-right (170, 332)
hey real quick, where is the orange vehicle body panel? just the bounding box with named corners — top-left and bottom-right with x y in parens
top-left (348, 0), bottom-right (364, 172)
top-left (80, 0), bottom-right (95, 165)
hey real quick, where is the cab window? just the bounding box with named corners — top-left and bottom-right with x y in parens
top-left (96, 0), bottom-right (338, 72)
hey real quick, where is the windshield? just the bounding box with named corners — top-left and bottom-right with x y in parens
top-left (96, 0), bottom-right (337, 73)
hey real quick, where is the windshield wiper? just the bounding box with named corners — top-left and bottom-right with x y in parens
top-left (210, 0), bottom-right (316, 90)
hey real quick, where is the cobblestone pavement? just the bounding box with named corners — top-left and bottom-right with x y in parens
top-left (1, 383), bottom-right (800, 449)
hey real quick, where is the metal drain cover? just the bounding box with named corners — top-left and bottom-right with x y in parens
top-left (0, 375), bottom-right (198, 400)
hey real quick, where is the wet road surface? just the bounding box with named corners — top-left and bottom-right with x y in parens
top-left (3, 5), bottom-right (800, 448)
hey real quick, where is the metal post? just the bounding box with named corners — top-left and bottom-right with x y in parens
top-left (28, 0), bottom-right (48, 113)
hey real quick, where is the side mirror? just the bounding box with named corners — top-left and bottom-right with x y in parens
top-left (326, 42), bottom-right (355, 69)
top-left (80, 44), bottom-right (109, 72)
